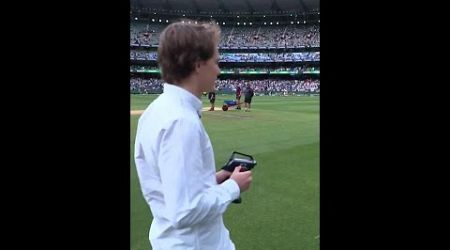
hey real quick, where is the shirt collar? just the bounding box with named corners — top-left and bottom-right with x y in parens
top-left (163, 83), bottom-right (202, 117)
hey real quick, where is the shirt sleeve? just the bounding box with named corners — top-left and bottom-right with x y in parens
top-left (158, 117), bottom-right (240, 229)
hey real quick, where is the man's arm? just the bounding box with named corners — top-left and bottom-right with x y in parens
top-left (216, 170), bottom-right (232, 184)
top-left (158, 118), bottom-right (240, 229)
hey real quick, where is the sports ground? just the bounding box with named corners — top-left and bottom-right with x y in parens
top-left (130, 94), bottom-right (320, 250)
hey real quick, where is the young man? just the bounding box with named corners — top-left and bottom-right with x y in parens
top-left (134, 21), bottom-right (253, 250)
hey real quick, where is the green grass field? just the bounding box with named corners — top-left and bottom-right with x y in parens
top-left (131, 94), bottom-right (320, 250)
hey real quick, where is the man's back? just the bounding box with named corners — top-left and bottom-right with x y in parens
top-left (244, 86), bottom-right (254, 98)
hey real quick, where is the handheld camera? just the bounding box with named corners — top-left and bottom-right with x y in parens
top-left (221, 152), bottom-right (257, 203)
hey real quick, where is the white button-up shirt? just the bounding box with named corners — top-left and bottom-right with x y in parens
top-left (135, 83), bottom-right (240, 250)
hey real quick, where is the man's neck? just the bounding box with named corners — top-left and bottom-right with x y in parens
top-left (177, 77), bottom-right (202, 99)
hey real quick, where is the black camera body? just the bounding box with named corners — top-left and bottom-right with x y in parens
top-left (222, 152), bottom-right (257, 172)
top-left (221, 152), bottom-right (257, 204)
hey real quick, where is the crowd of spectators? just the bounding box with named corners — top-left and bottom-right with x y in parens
top-left (130, 50), bottom-right (319, 62)
top-left (131, 23), bottom-right (319, 48)
top-left (130, 77), bottom-right (319, 95)
top-left (130, 65), bottom-right (319, 74)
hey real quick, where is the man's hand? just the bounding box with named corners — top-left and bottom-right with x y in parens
top-left (230, 166), bottom-right (252, 193)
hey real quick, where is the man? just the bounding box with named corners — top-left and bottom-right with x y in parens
top-left (244, 83), bottom-right (254, 112)
top-left (235, 83), bottom-right (242, 110)
top-left (134, 21), bottom-right (253, 250)
top-left (208, 90), bottom-right (216, 111)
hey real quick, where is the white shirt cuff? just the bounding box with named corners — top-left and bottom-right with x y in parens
top-left (221, 179), bottom-right (241, 201)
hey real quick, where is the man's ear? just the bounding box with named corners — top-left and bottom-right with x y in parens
top-left (194, 61), bottom-right (202, 73)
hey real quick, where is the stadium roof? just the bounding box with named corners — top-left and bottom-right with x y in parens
top-left (131, 0), bottom-right (319, 14)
